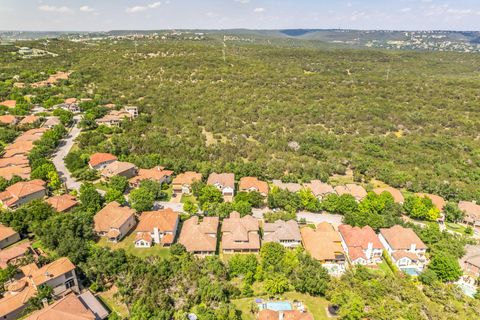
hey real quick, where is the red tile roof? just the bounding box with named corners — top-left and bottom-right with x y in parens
top-left (415, 193), bottom-right (446, 211)
top-left (373, 187), bottom-right (404, 204)
top-left (239, 177), bottom-right (269, 195)
top-left (88, 153), bottom-right (117, 167)
top-left (46, 194), bottom-right (78, 212)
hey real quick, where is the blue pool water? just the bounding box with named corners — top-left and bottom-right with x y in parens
top-left (265, 301), bottom-right (293, 311)
top-left (457, 283), bottom-right (477, 298)
top-left (401, 267), bottom-right (421, 276)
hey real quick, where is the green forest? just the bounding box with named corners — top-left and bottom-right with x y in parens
top-left (1, 38), bottom-right (480, 202)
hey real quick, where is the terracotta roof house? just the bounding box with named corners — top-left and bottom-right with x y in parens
top-left (238, 177), bottom-right (269, 196)
top-left (0, 257), bottom-right (80, 319)
top-left (272, 180), bottom-right (303, 193)
top-left (61, 98), bottom-right (80, 113)
top-left (221, 212), bottom-right (260, 253)
top-left (24, 291), bottom-right (109, 320)
top-left (207, 172), bottom-right (235, 202)
top-left (15, 128), bottom-right (48, 142)
top-left (88, 153), bottom-right (118, 170)
top-left (0, 115), bottom-right (18, 125)
top-left (258, 310), bottom-right (314, 320)
top-left (379, 225), bottom-right (428, 273)
top-left (95, 108), bottom-right (135, 127)
top-left (93, 201), bottom-right (136, 242)
top-left (300, 222), bottom-right (346, 276)
top-left (0, 242), bottom-right (35, 269)
top-left (172, 171), bottom-right (202, 195)
top-left (338, 225), bottom-right (383, 265)
top-left (460, 201), bottom-right (480, 228)
top-left (0, 100), bottom-right (16, 109)
top-left (18, 115), bottom-right (39, 126)
top-left (134, 209), bottom-right (180, 248)
top-left (178, 216), bottom-right (219, 256)
top-left (373, 187), bottom-right (405, 204)
top-left (101, 161), bottom-right (138, 180)
top-left (64, 98), bottom-right (78, 104)
top-left (46, 194), bottom-right (78, 212)
top-left (334, 184), bottom-right (367, 202)
top-left (129, 166), bottom-right (174, 188)
top-left (0, 165), bottom-right (31, 180)
top-left (42, 116), bottom-right (61, 129)
top-left (0, 279), bottom-right (37, 319)
top-left (0, 180), bottom-right (47, 209)
top-left (0, 155), bottom-right (30, 169)
top-left (461, 245), bottom-right (480, 278)
top-left (263, 220), bottom-right (301, 248)
top-left (416, 193), bottom-right (446, 211)
top-left (0, 224), bottom-right (20, 250)
top-left (304, 180), bottom-right (336, 200)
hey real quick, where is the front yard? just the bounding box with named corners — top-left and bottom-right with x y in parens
top-left (97, 233), bottom-right (170, 259)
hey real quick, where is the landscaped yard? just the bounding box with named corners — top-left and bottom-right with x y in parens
top-left (97, 286), bottom-right (129, 318)
top-left (445, 222), bottom-right (472, 235)
top-left (97, 233), bottom-right (170, 259)
top-left (232, 292), bottom-right (330, 320)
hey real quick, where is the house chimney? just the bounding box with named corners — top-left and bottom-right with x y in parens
top-left (366, 242), bottom-right (373, 259)
top-left (153, 227), bottom-right (160, 244)
top-left (410, 243), bottom-right (416, 252)
top-left (279, 311), bottom-right (284, 320)
top-left (42, 298), bottom-right (49, 308)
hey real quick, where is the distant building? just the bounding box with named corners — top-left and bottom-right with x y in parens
top-left (304, 180), bottom-right (335, 200)
top-left (334, 184), bottom-right (367, 202)
top-left (272, 180), bottom-right (302, 193)
top-left (373, 187), bottom-right (405, 204)
top-left (129, 166), bottom-right (174, 188)
top-left (460, 201), bottom-right (480, 229)
top-left (46, 194), bottom-right (78, 213)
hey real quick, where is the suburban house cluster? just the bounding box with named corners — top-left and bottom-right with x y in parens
top-left (0, 256), bottom-right (108, 320)
top-left (0, 128), bottom-right (47, 181)
top-left (95, 106), bottom-right (138, 127)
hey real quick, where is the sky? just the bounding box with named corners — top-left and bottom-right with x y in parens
top-left (1, 0), bottom-right (480, 31)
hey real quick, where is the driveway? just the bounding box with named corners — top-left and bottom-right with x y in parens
top-left (52, 117), bottom-right (82, 191)
top-left (155, 201), bottom-right (184, 212)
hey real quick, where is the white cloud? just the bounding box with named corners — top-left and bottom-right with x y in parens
top-left (126, 2), bottom-right (161, 13)
top-left (80, 5), bottom-right (95, 13)
top-left (253, 7), bottom-right (265, 13)
top-left (38, 5), bottom-right (73, 13)
top-left (235, 0), bottom-right (251, 3)
top-left (400, 8), bottom-right (412, 13)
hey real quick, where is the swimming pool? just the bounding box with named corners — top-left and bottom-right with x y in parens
top-left (457, 283), bottom-right (477, 298)
top-left (264, 301), bottom-right (293, 311)
top-left (401, 267), bottom-right (421, 276)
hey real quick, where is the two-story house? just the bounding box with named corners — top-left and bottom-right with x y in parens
top-left (134, 209), bottom-right (180, 248)
top-left (178, 216), bottom-right (219, 256)
top-left (88, 153), bottom-right (118, 170)
top-left (379, 225), bottom-right (428, 274)
top-left (94, 201), bottom-right (136, 242)
top-left (263, 220), bottom-right (301, 248)
top-left (221, 212), bottom-right (260, 254)
top-left (338, 224), bottom-right (383, 265)
top-left (207, 172), bottom-right (235, 202)
top-left (0, 180), bottom-right (47, 209)
top-left (172, 171), bottom-right (202, 196)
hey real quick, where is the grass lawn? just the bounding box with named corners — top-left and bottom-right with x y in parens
top-left (232, 292), bottom-right (330, 320)
top-left (376, 261), bottom-right (394, 276)
top-left (181, 194), bottom-right (197, 204)
top-left (93, 182), bottom-right (110, 192)
top-left (97, 287), bottom-right (129, 318)
top-left (446, 222), bottom-right (472, 235)
top-left (97, 234), bottom-right (170, 259)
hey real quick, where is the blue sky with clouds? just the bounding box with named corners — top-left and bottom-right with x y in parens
top-left (1, 0), bottom-right (480, 31)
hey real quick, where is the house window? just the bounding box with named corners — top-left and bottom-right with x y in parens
top-left (64, 271), bottom-right (73, 279)
top-left (65, 278), bottom-right (75, 289)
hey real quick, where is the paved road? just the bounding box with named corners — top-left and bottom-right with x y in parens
top-left (155, 201), bottom-right (184, 212)
top-left (52, 117), bottom-right (82, 191)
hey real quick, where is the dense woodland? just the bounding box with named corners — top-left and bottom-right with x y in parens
top-left (1, 38), bottom-right (480, 319)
